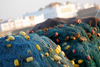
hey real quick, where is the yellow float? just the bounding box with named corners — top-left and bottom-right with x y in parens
top-left (6, 44), bottom-right (12, 48)
top-left (98, 46), bottom-right (100, 51)
top-left (45, 53), bottom-right (49, 57)
top-left (51, 58), bottom-right (54, 61)
top-left (19, 31), bottom-right (26, 36)
top-left (35, 44), bottom-right (41, 51)
top-left (71, 60), bottom-right (75, 65)
top-left (64, 45), bottom-right (70, 50)
top-left (26, 57), bottom-right (33, 62)
top-left (7, 36), bottom-right (15, 41)
top-left (49, 48), bottom-right (53, 53)
top-left (74, 64), bottom-right (79, 67)
top-left (24, 35), bottom-right (30, 40)
top-left (61, 51), bottom-right (65, 56)
top-left (55, 49), bottom-right (59, 55)
top-left (53, 55), bottom-right (60, 61)
top-left (14, 59), bottom-right (19, 66)
top-left (78, 59), bottom-right (83, 64)
top-left (57, 45), bottom-right (61, 50)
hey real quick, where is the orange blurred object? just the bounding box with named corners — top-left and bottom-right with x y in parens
top-left (91, 30), bottom-right (95, 35)
top-left (59, 24), bottom-right (63, 28)
top-left (55, 32), bottom-right (58, 37)
top-left (76, 19), bottom-right (81, 24)
top-left (87, 55), bottom-right (91, 60)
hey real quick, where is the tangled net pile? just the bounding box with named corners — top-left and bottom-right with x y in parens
top-left (36, 21), bottom-right (100, 67)
top-left (0, 32), bottom-right (73, 67)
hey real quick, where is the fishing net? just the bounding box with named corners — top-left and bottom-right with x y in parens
top-left (36, 22), bottom-right (100, 67)
top-left (0, 33), bottom-right (73, 67)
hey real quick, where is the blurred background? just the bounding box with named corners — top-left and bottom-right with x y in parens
top-left (0, 0), bottom-right (100, 37)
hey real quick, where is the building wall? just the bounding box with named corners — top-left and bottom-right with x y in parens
top-left (34, 14), bottom-right (45, 24)
top-left (56, 4), bottom-right (77, 18)
top-left (14, 19), bottom-right (23, 29)
top-left (0, 13), bottom-right (45, 32)
top-left (23, 3), bottom-right (77, 20)
top-left (40, 7), bottom-right (58, 19)
top-left (23, 14), bottom-right (45, 27)
top-left (22, 16), bottom-right (31, 27)
top-left (9, 21), bottom-right (15, 30)
top-left (0, 24), bottom-right (1, 31)
top-left (1, 22), bottom-right (10, 31)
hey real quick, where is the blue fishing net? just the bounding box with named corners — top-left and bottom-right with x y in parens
top-left (0, 33), bottom-right (73, 67)
top-left (36, 22), bottom-right (100, 67)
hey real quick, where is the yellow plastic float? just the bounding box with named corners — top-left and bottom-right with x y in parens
top-left (19, 31), bottom-right (26, 36)
top-left (55, 47), bottom-right (61, 55)
top-left (53, 55), bottom-right (59, 61)
top-left (53, 55), bottom-right (61, 61)
top-left (35, 44), bottom-right (41, 51)
top-left (98, 46), bottom-right (100, 51)
top-left (61, 51), bottom-right (65, 56)
top-left (78, 59), bottom-right (83, 64)
top-left (71, 60), bottom-right (75, 65)
top-left (41, 53), bottom-right (44, 57)
top-left (7, 36), bottom-right (15, 41)
top-left (63, 64), bottom-right (67, 67)
top-left (57, 45), bottom-right (61, 50)
top-left (55, 49), bottom-right (59, 55)
top-left (26, 57), bottom-right (33, 62)
top-left (45, 53), bottom-right (49, 57)
top-left (74, 64), bottom-right (79, 67)
top-left (14, 59), bottom-right (19, 66)
top-left (6, 43), bottom-right (12, 48)
top-left (51, 58), bottom-right (54, 61)
top-left (64, 45), bottom-right (70, 50)
top-left (24, 35), bottom-right (30, 40)
top-left (49, 48), bottom-right (53, 53)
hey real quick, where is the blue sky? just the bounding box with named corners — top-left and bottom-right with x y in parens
top-left (0, 0), bottom-right (100, 20)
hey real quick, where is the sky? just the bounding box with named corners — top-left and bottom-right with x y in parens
top-left (0, 0), bottom-right (100, 20)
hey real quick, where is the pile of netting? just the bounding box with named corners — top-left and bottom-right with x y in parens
top-left (0, 31), bottom-right (73, 67)
top-left (36, 21), bottom-right (100, 67)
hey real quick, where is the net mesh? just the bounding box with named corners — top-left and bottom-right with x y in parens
top-left (36, 22), bottom-right (100, 67)
top-left (0, 33), bottom-right (73, 67)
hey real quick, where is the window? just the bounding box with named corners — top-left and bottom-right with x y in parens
top-left (29, 16), bottom-right (34, 21)
top-left (61, 7), bottom-right (71, 13)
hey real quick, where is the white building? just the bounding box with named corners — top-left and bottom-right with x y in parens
top-left (56, 3), bottom-right (77, 18)
top-left (0, 19), bottom-right (15, 31)
top-left (22, 14), bottom-right (45, 27)
top-left (14, 18), bottom-right (23, 29)
top-left (0, 20), bottom-right (10, 31)
top-left (0, 14), bottom-right (45, 31)
top-left (75, 3), bottom-right (96, 10)
top-left (23, 2), bottom-right (78, 19)
top-left (83, 3), bottom-right (95, 9)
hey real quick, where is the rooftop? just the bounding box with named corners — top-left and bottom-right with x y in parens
top-left (23, 11), bottom-right (42, 18)
top-left (0, 20), bottom-right (8, 24)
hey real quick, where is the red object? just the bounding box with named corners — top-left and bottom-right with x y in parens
top-left (43, 33), bottom-right (47, 35)
top-left (56, 38), bottom-right (60, 43)
top-left (92, 30), bottom-right (95, 35)
top-left (87, 55), bottom-right (91, 60)
top-left (29, 31), bottom-right (33, 34)
top-left (60, 24), bottom-right (63, 28)
top-left (76, 19), bottom-right (81, 24)
top-left (55, 32), bottom-right (58, 37)
top-left (49, 27), bottom-right (52, 29)
top-left (72, 49), bottom-right (76, 53)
